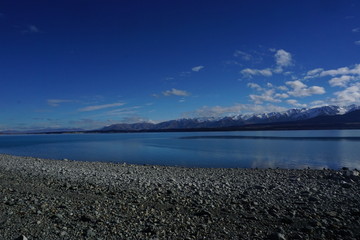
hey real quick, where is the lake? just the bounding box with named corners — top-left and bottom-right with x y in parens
top-left (0, 130), bottom-right (360, 169)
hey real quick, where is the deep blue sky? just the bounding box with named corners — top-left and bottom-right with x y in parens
top-left (1, 0), bottom-right (360, 130)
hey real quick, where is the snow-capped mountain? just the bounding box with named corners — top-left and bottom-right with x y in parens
top-left (100, 105), bottom-right (360, 131)
top-left (231, 105), bottom-right (360, 124)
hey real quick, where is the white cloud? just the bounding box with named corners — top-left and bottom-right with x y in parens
top-left (162, 88), bottom-right (190, 97)
top-left (247, 82), bottom-right (289, 104)
top-left (247, 82), bottom-right (263, 91)
top-left (286, 80), bottom-right (325, 97)
top-left (234, 50), bottom-right (252, 61)
top-left (275, 49), bottom-right (292, 67)
top-left (249, 89), bottom-right (281, 104)
top-left (353, 28), bottom-right (360, 33)
top-left (319, 64), bottom-right (360, 77)
top-left (305, 65), bottom-right (360, 88)
top-left (275, 93), bottom-right (289, 98)
top-left (240, 49), bottom-right (293, 77)
top-left (286, 99), bottom-right (307, 108)
top-left (192, 66), bottom-right (204, 72)
top-left (241, 68), bottom-right (272, 77)
top-left (78, 102), bottom-right (125, 112)
top-left (332, 83), bottom-right (360, 105)
top-left (355, 40), bottom-right (360, 45)
top-left (47, 99), bottom-right (73, 107)
top-left (286, 80), bottom-right (307, 89)
top-left (278, 86), bottom-right (288, 91)
top-left (104, 106), bottom-right (141, 116)
top-left (305, 68), bottom-right (324, 79)
top-left (183, 104), bottom-right (287, 118)
top-left (310, 100), bottom-right (327, 108)
top-left (329, 75), bottom-right (355, 87)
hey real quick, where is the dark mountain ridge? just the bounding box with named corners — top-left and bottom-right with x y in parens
top-left (99, 105), bottom-right (360, 132)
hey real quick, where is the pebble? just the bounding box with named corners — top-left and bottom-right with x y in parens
top-left (0, 154), bottom-right (359, 240)
top-left (14, 236), bottom-right (28, 240)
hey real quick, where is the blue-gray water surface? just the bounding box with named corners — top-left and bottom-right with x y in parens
top-left (1, 130), bottom-right (360, 169)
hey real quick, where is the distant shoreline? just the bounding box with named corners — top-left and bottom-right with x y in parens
top-left (2, 123), bottom-right (360, 135)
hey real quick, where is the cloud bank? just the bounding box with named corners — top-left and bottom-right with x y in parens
top-left (78, 102), bottom-right (125, 112)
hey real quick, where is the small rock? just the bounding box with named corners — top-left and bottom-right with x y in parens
top-left (268, 232), bottom-right (286, 240)
top-left (327, 211), bottom-right (337, 217)
top-left (14, 236), bottom-right (28, 240)
top-left (194, 209), bottom-right (212, 217)
top-left (254, 185), bottom-right (266, 190)
top-left (341, 182), bottom-right (352, 188)
top-left (80, 214), bottom-right (96, 222)
top-left (308, 196), bottom-right (318, 202)
top-left (85, 228), bottom-right (96, 237)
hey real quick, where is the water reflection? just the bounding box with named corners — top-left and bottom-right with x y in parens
top-left (180, 136), bottom-right (360, 141)
top-left (0, 130), bottom-right (360, 169)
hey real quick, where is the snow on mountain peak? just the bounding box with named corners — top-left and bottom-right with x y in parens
top-left (227, 104), bottom-right (359, 123)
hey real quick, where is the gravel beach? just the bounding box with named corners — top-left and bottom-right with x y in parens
top-left (1, 154), bottom-right (360, 240)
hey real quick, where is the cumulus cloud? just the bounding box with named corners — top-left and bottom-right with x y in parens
top-left (305, 65), bottom-right (360, 88)
top-left (305, 68), bottom-right (324, 79)
top-left (241, 68), bottom-right (273, 77)
top-left (332, 83), bottom-right (360, 105)
top-left (286, 99), bottom-right (307, 108)
top-left (286, 80), bottom-right (325, 97)
top-left (273, 49), bottom-right (293, 73)
top-left (249, 89), bottom-right (281, 104)
top-left (275, 93), bottom-right (289, 98)
top-left (329, 75), bottom-right (355, 87)
top-left (353, 28), bottom-right (360, 33)
top-left (47, 99), bottom-right (73, 107)
top-left (191, 66), bottom-right (204, 72)
top-left (183, 104), bottom-right (287, 118)
top-left (240, 49), bottom-right (293, 77)
top-left (319, 64), bottom-right (360, 77)
top-left (310, 100), bottom-right (327, 108)
top-left (247, 82), bottom-right (289, 104)
top-left (162, 88), bottom-right (190, 97)
top-left (278, 86), bottom-right (289, 91)
top-left (247, 82), bottom-right (263, 91)
top-left (78, 102), bottom-right (125, 112)
top-left (275, 49), bottom-right (292, 67)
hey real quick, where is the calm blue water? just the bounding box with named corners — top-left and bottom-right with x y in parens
top-left (1, 130), bottom-right (360, 169)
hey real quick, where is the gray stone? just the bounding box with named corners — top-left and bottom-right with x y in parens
top-left (268, 232), bottom-right (286, 240)
top-left (14, 236), bottom-right (28, 240)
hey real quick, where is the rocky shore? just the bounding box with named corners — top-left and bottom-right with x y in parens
top-left (0, 154), bottom-right (360, 239)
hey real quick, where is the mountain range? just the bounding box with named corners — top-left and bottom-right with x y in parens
top-left (99, 105), bottom-right (360, 132)
top-left (2, 105), bottom-right (359, 134)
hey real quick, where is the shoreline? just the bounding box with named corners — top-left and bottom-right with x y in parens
top-left (1, 154), bottom-right (360, 239)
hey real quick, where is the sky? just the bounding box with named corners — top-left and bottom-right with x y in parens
top-left (1, 0), bottom-right (360, 130)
